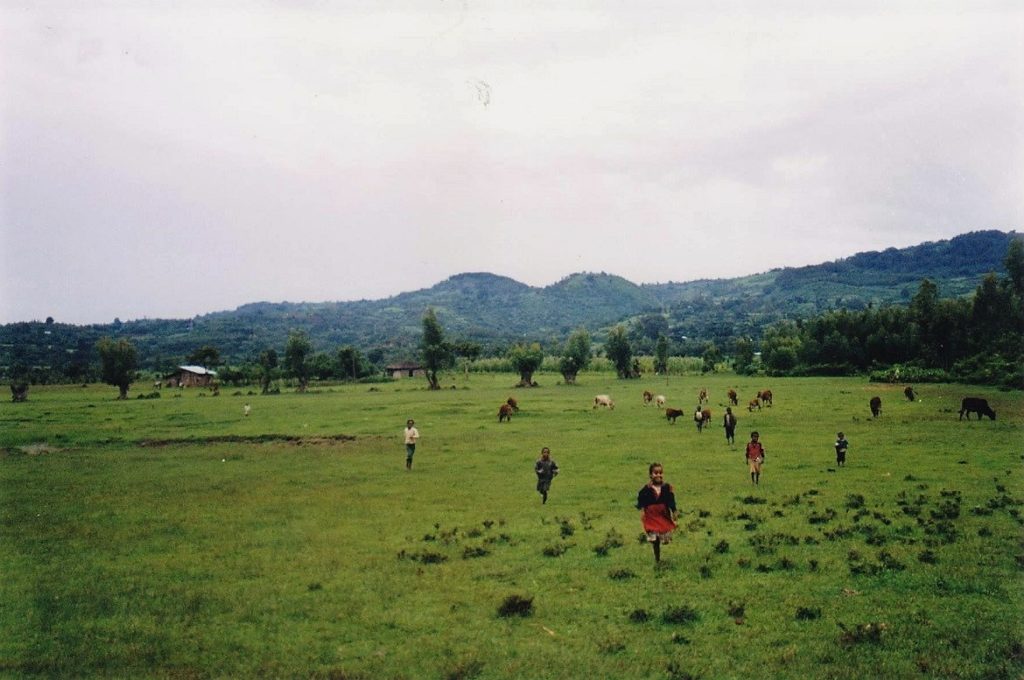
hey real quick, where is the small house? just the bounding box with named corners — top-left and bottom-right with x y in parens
top-left (169, 365), bottom-right (218, 387)
top-left (385, 362), bottom-right (424, 379)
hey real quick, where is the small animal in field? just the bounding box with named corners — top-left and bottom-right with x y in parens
top-left (959, 397), bottom-right (995, 421)
top-left (506, 397), bottom-right (519, 412)
top-left (499, 403), bottom-right (514, 422)
top-left (665, 408), bottom-right (684, 424)
top-left (594, 394), bottom-right (615, 409)
top-left (869, 396), bottom-right (882, 418)
top-left (757, 389), bottom-right (773, 407)
top-left (244, 403), bottom-right (251, 417)
top-left (727, 389), bottom-right (738, 406)
top-left (904, 386), bottom-right (916, 401)
top-left (698, 388), bottom-right (708, 404)
top-left (748, 398), bottom-right (761, 412)
top-left (655, 394), bottom-right (666, 408)
top-left (700, 408), bottom-right (712, 428)
top-left (642, 390), bottom-right (654, 405)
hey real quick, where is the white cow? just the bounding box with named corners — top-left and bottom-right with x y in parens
top-left (655, 395), bottom-right (666, 408)
top-left (593, 394), bottom-right (615, 409)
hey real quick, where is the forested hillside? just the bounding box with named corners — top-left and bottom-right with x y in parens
top-left (1, 230), bottom-right (1018, 382)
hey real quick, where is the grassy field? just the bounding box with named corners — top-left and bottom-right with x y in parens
top-left (1, 373), bottom-right (1022, 679)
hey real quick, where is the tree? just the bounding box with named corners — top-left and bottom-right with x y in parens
top-left (258, 348), bottom-right (278, 394)
top-left (508, 342), bottom-right (544, 387)
top-left (701, 342), bottom-right (722, 373)
top-left (96, 337), bottom-right (138, 399)
top-left (187, 345), bottom-right (221, 369)
top-left (284, 330), bottom-right (312, 392)
top-left (604, 325), bottom-right (634, 378)
top-left (1004, 237), bottom-right (1024, 297)
top-left (420, 308), bottom-right (453, 390)
top-left (732, 337), bottom-right (756, 375)
top-left (337, 346), bottom-right (366, 380)
top-left (559, 328), bottom-right (592, 384)
top-left (654, 333), bottom-right (669, 374)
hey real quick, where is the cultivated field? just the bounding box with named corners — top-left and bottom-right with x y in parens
top-left (1, 374), bottom-right (1022, 679)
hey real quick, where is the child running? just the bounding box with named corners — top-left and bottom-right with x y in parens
top-left (534, 447), bottom-right (559, 504)
top-left (636, 462), bottom-right (678, 562)
top-left (745, 431), bottom-right (765, 485)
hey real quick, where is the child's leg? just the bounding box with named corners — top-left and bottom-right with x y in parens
top-left (652, 537), bottom-right (661, 562)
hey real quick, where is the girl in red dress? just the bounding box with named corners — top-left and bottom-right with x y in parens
top-left (636, 462), bottom-right (678, 563)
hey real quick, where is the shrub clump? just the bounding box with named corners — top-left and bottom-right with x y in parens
top-left (497, 594), bottom-right (533, 618)
top-left (838, 622), bottom-right (887, 646)
top-left (662, 605), bottom-right (700, 625)
top-left (608, 568), bottom-right (636, 580)
top-left (795, 606), bottom-right (822, 620)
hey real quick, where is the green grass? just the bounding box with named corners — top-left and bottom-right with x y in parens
top-left (2, 374), bottom-right (1022, 679)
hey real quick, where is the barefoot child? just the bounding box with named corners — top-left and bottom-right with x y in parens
top-left (834, 432), bottom-right (848, 467)
top-left (745, 431), bottom-right (765, 485)
top-left (636, 463), bottom-right (678, 562)
top-left (534, 447), bottom-right (559, 504)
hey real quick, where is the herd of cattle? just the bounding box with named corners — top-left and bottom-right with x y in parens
top-left (496, 386), bottom-right (998, 423)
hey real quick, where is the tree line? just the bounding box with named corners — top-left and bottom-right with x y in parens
top-left (7, 239), bottom-right (1022, 399)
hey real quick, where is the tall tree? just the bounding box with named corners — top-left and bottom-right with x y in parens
top-left (420, 308), bottom-right (453, 390)
top-left (701, 342), bottom-right (722, 373)
top-left (258, 348), bottom-right (278, 394)
top-left (604, 325), bottom-right (634, 379)
top-left (732, 337), bottom-right (756, 375)
top-left (96, 337), bottom-right (138, 399)
top-left (559, 328), bottom-right (592, 384)
top-left (337, 346), bottom-right (365, 380)
top-left (1004, 237), bottom-right (1024, 297)
top-left (654, 333), bottom-right (669, 374)
top-left (284, 330), bottom-right (312, 392)
top-left (508, 342), bottom-right (544, 387)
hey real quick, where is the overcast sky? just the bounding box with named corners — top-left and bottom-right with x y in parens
top-left (1, 2), bottom-right (1021, 325)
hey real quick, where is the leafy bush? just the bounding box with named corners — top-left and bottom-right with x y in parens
top-left (868, 364), bottom-right (949, 384)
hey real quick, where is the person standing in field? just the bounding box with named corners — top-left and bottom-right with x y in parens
top-left (636, 462), bottom-right (677, 563)
top-left (723, 407), bottom-right (737, 445)
top-left (745, 431), bottom-right (765, 485)
top-left (403, 419), bottom-right (420, 470)
top-left (834, 432), bottom-right (849, 467)
top-left (694, 405), bottom-right (705, 432)
top-left (534, 446), bottom-right (559, 504)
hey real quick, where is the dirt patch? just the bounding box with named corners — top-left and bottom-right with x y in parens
top-left (138, 434), bottom-right (357, 448)
top-left (16, 443), bottom-right (62, 456)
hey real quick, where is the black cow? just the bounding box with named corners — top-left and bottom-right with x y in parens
top-left (904, 386), bottom-right (916, 401)
top-left (959, 397), bottom-right (996, 421)
top-left (869, 396), bottom-right (882, 418)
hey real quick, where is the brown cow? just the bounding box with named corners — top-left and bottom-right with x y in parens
top-left (727, 389), bottom-right (738, 406)
top-left (698, 388), bottom-right (708, 404)
top-left (642, 390), bottom-right (654, 405)
top-left (498, 403), bottom-right (514, 422)
top-left (748, 398), bottom-right (761, 412)
top-left (758, 389), bottom-right (773, 407)
top-left (700, 408), bottom-right (712, 431)
top-left (904, 386), bottom-right (916, 402)
top-left (869, 396), bottom-right (882, 418)
top-left (507, 397), bottom-right (519, 412)
top-left (665, 408), bottom-right (684, 424)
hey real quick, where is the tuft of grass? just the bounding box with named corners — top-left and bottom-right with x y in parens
top-left (662, 605), bottom-right (700, 625)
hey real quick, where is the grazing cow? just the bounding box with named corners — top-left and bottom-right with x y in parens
top-left (655, 394), bottom-right (666, 408)
top-left (904, 386), bottom-right (916, 402)
top-left (869, 396), bottom-right (882, 418)
top-left (499, 403), bottom-right (514, 422)
top-left (748, 398), bottom-right (761, 412)
top-left (727, 389), bottom-right (738, 406)
top-left (594, 394), bottom-right (615, 410)
top-left (959, 397), bottom-right (996, 421)
top-left (757, 389), bottom-right (773, 407)
top-left (507, 397), bottom-right (519, 412)
top-left (701, 408), bottom-right (712, 430)
top-left (698, 388), bottom-right (708, 404)
top-left (665, 408), bottom-right (684, 424)
top-left (642, 390), bottom-right (654, 405)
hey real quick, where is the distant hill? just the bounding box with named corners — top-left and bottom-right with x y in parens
top-left (1, 230), bottom-right (1018, 377)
